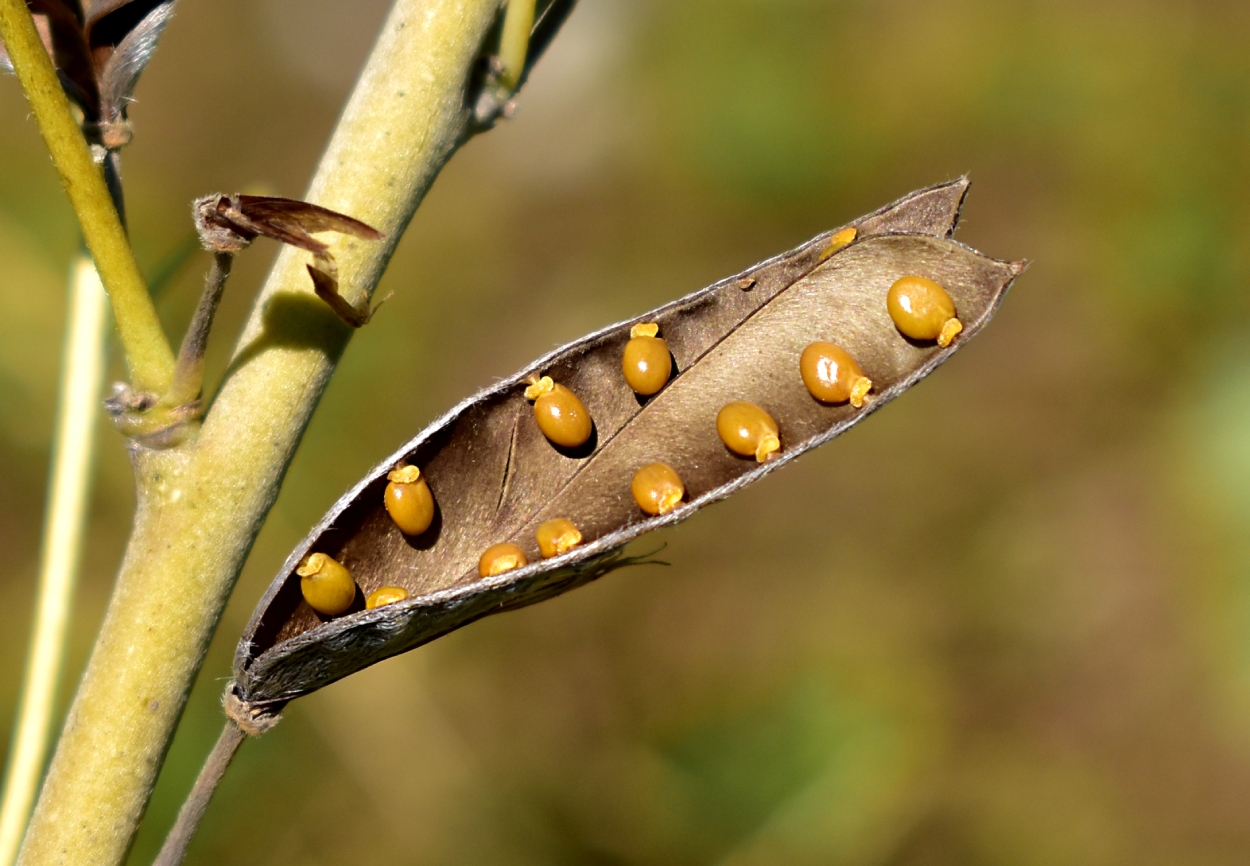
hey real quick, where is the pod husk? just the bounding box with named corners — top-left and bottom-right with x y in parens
top-left (232, 178), bottom-right (1023, 710)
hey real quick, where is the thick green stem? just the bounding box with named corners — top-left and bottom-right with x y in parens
top-left (16, 1), bottom-right (504, 864)
top-left (0, 255), bottom-right (108, 866)
top-left (0, 0), bottom-right (174, 393)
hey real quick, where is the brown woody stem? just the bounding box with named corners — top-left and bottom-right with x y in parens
top-left (150, 721), bottom-right (246, 866)
top-left (164, 252), bottom-right (234, 408)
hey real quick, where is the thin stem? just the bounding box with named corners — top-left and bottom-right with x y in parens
top-left (497, 0), bottom-right (537, 91)
top-left (0, 0), bottom-right (174, 393)
top-left (164, 253), bottom-right (233, 408)
top-left (0, 254), bottom-right (109, 866)
top-left (150, 722), bottom-right (246, 866)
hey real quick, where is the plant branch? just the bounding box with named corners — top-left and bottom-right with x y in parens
top-left (150, 721), bottom-right (245, 866)
top-left (16, 1), bottom-right (559, 863)
top-left (0, 254), bottom-right (109, 866)
top-left (0, 0), bottom-right (174, 393)
top-left (163, 252), bottom-right (233, 408)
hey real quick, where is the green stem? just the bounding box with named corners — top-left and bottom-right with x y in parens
top-left (16, 2), bottom-right (513, 864)
top-left (0, 0), bottom-right (174, 393)
top-left (0, 253), bottom-right (109, 866)
top-left (497, 0), bottom-right (537, 91)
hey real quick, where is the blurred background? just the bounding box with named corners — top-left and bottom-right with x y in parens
top-left (3, 0), bottom-right (1250, 863)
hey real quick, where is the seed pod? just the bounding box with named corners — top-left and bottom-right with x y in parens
top-left (232, 179), bottom-right (1023, 710)
top-left (887, 275), bottom-right (963, 347)
top-left (383, 464), bottom-right (435, 535)
top-left (524, 377), bottom-right (593, 448)
top-left (536, 518), bottom-right (584, 558)
top-left (296, 553), bottom-right (356, 617)
top-left (631, 463), bottom-right (686, 515)
top-left (479, 542), bottom-right (528, 577)
top-left (716, 402), bottom-right (781, 462)
top-left (800, 342), bottom-right (873, 408)
top-left (366, 586), bottom-right (409, 609)
top-left (622, 323), bottom-right (672, 396)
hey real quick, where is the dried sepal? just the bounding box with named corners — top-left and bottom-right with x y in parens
top-left (228, 179), bottom-right (1021, 712)
top-left (192, 193), bottom-right (386, 327)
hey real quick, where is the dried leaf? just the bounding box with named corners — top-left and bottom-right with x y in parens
top-left (232, 179), bottom-right (1023, 711)
top-left (193, 193), bottom-right (386, 327)
top-left (193, 193), bottom-right (384, 257)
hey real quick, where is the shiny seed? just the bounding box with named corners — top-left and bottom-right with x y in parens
top-left (887, 275), bottom-right (963, 347)
top-left (384, 464), bottom-right (435, 535)
top-left (819, 226), bottom-right (858, 261)
top-left (524, 376), bottom-right (593, 448)
top-left (631, 462), bottom-right (685, 515)
top-left (366, 586), bottom-right (409, 609)
top-left (296, 552), bottom-right (356, 616)
top-left (716, 401), bottom-right (781, 462)
top-left (479, 542), bottom-right (528, 577)
top-left (800, 342), bottom-right (873, 408)
top-left (536, 518), bottom-right (583, 558)
top-left (622, 322), bottom-right (672, 396)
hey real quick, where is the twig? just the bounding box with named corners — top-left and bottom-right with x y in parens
top-left (497, 0), bottom-right (537, 91)
top-left (164, 252), bottom-right (233, 408)
top-left (0, 254), bottom-right (109, 866)
top-left (150, 721), bottom-right (246, 866)
top-left (0, 0), bottom-right (174, 393)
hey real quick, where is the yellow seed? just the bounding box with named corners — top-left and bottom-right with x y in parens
top-left (799, 342), bottom-right (873, 408)
top-left (384, 464), bottom-right (435, 535)
top-left (524, 376), bottom-right (593, 448)
top-left (716, 401), bottom-right (781, 462)
top-left (536, 518), bottom-right (584, 558)
top-left (622, 322), bottom-right (672, 396)
top-left (631, 462), bottom-right (685, 515)
top-left (366, 586), bottom-right (409, 609)
top-left (819, 226), bottom-right (858, 261)
top-left (296, 552), bottom-right (356, 616)
top-left (886, 275), bottom-right (963, 347)
top-left (479, 542), bottom-right (528, 577)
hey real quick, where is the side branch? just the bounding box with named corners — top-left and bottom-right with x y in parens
top-left (0, 0), bottom-right (174, 393)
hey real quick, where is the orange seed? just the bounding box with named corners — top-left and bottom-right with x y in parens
top-left (799, 342), bottom-right (873, 408)
top-left (479, 542), bottom-right (528, 577)
top-left (631, 462), bottom-right (685, 515)
top-left (366, 586), bottom-right (409, 609)
top-left (525, 376), bottom-right (593, 448)
top-left (819, 226), bottom-right (858, 261)
top-left (384, 464), bottom-right (435, 535)
top-left (886, 275), bottom-right (963, 347)
top-left (297, 552), bottom-right (356, 616)
top-left (622, 323), bottom-right (672, 396)
top-left (536, 518), bottom-right (584, 558)
top-left (716, 401), bottom-right (781, 462)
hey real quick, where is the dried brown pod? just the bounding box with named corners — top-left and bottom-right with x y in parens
top-left (230, 178), bottom-right (1023, 715)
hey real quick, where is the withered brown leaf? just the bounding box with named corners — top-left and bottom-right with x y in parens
top-left (231, 179), bottom-right (1023, 712)
top-left (193, 193), bottom-right (386, 327)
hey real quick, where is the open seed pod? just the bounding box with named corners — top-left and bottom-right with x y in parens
top-left (232, 178), bottom-right (1024, 714)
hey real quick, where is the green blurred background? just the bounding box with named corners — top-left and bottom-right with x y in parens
top-left (4, 0), bottom-right (1250, 863)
